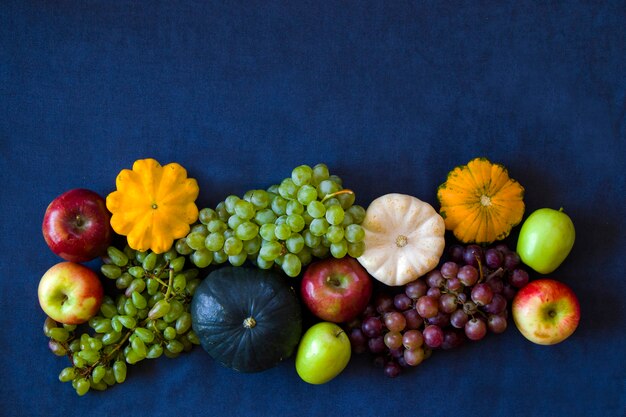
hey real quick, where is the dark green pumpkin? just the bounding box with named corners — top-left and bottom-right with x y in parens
top-left (190, 267), bottom-right (302, 373)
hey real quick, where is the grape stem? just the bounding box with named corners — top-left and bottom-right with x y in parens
top-left (164, 269), bottom-right (175, 300)
top-left (149, 261), bottom-right (171, 287)
top-left (59, 339), bottom-right (75, 362)
top-left (145, 260), bottom-right (182, 300)
top-left (472, 309), bottom-right (488, 320)
top-left (476, 254), bottom-right (485, 283)
top-left (55, 325), bottom-right (131, 379)
top-left (321, 188), bottom-right (354, 203)
top-left (89, 331), bottom-right (133, 375)
top-left (486, 267), bottom-right (504, 281)
top-left (152, 276), bottom-right (170, 288)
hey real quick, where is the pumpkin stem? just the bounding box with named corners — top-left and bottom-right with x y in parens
top-left (395, 235), bottom-right (408, 248)
top-left (480, 195), bottom-right (492, 207)
top-left (321, 188), bottom-right (354, 203)
top-left (243, 317), bottom-right (257, 329)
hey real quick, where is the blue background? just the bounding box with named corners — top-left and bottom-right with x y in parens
top-left (1, 1), bottom-right (625, 416)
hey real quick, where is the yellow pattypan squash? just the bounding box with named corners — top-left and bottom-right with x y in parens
top-left (106, 158), bottom-right (199, 253)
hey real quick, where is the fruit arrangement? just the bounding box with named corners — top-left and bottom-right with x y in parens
top-left (37, 157), bottom-right (580, 395)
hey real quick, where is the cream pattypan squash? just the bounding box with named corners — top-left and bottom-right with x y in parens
top-left (357, 193), bottom-right (445, 286)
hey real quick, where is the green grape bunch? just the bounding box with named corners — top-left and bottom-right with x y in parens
top-left (176, 163), bottom-right (367, 277)
top-left (43, 245), bottom-right (201, 396)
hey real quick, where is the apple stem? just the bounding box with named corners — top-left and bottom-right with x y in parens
top-left (326, 276), bottom-right (341, 287)
top-left (75, 215), bottom-right (84, 227)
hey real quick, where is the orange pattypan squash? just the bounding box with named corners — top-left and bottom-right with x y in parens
top-left (437, 157), bottom-right (525, 245)
top-left (106, 158), bottom-right (199, 253)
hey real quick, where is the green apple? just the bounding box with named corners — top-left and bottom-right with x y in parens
top-left (295, 322), bottom-right (351, 384)
top-left (516, 208), bottom-right (575, 274)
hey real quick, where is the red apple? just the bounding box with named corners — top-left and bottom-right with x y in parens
top-left (38, 262), bottom-right (104, 325)
top-left (512, 279), bottom-right (580, 345)
top-left (301, 257), bottom-right (373, 323)
top-left (42, 188), bottom-right (113, 262)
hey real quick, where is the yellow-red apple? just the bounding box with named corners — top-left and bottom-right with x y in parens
top-left (512, 279), bottom-right (580, 345)
top-left (38, 262), bottom-right (104, 325)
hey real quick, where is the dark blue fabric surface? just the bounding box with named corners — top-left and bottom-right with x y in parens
top-left (1, 1), bottom-right (625, 416)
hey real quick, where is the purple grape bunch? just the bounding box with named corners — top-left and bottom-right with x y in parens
top-left (345, 242), bottom-right (530, 377)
